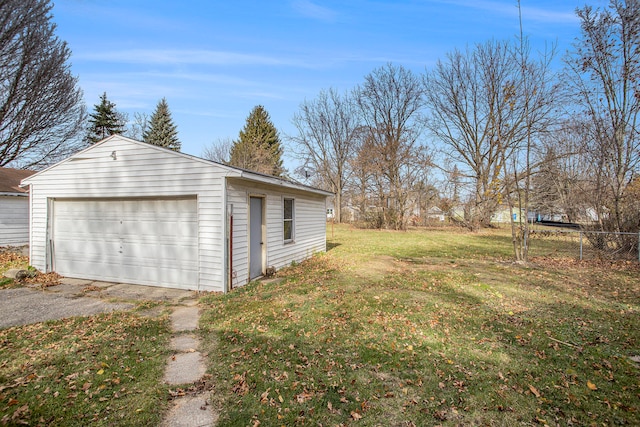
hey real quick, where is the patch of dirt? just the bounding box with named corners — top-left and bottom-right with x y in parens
top-left (398, 258), bottom-right (463, 271)
top-left (352, 255), bottom-right (402, 278)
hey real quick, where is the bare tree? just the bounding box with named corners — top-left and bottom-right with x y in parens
top-left (504, 3), bottom-right (561, 262)
top-left (127, 112), bottom-right (149, 141)
top-left (354, 63), bottom-right (428, 230)
top-left (290, 88), bottom-right (360, 223)
top-left (564, 0), bottom-right (640, 235)
top-left (0, 0), bottom-right (85, 169)
top-left (532, 119), bottom-right (593, 223)
top-left (424, 40), bottom-right (523, 229)
top-left (424, 38), bottom-right (559, 239)
top-left (347, 128), bottom-right (376, 224)
top-left (202, 137), bottom-right (233, 163)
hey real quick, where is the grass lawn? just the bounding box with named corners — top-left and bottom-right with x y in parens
top-left (0, 253), bottom-right (174, 426)
top-left (200, 224), bottom-right (640, 426)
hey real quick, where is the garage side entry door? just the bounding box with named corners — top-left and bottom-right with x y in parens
top-left (52, 198), bottom-right (198, 290)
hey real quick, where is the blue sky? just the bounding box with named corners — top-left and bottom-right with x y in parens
top-left (51, 0), bottom-right (601, 170)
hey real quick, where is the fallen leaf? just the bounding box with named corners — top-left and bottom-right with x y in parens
top-left (351, 411), bottom-right (362, 420)
top-left (587, 380), bottom-right (597, 391)
top-left (528, 384), bottom-right (541, 398)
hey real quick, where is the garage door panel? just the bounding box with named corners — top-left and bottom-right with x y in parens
top-left (53, 198), bottom-right (198, 289)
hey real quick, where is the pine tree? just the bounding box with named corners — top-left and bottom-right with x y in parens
top-left (143, 98), bottom-right (181, 151)
top-left (86, 92), bottom-right (126, 144)
top-left (229, 105), bottom-right (283, 176)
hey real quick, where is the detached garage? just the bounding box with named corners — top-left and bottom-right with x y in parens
top-left (0, 167), bottom-right (35, 246)
top-left (21, 135), bottom-right (331, 292)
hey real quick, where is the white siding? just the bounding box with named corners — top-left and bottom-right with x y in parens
top-left (25, 136), bottom-right (230, 292)
top-left (0, 195), bottom-right (29, 246)
top-left (227, 178), bottom-right (326, 287)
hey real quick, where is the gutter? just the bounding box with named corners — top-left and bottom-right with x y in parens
top-left (0, 192), bottom-right (28, 197)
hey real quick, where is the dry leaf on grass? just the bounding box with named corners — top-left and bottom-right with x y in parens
top-left (528, 384), bottom-right (541, 398)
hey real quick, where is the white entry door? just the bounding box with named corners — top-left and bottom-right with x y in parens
top-left (52, 198), bottom-right (198, 289)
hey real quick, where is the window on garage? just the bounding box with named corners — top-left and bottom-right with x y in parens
top-left (283, 198), bottom-right (294, 243)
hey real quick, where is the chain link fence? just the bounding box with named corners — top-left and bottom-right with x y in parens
top-left (528, 229), bottom-right (640, 261)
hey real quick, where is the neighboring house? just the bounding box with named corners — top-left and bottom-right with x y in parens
top-left (0, 167), bottom-right (35, 246)
top-left (21, 135), bottom-right (332, 292)
top-left (491, 206), bottom-right (526, 224)
top-left (326, 207), bottom-right (335, 220)
top-left (425, 206), bottom-right (445, 222)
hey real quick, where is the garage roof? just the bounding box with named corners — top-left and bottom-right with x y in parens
top-left (21, 135), bottom-right (333, 197)
top-left (0, 167), bottom-right (35, 195)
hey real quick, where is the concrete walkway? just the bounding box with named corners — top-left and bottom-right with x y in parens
top-left (161, 300), bottom-right (217, 427)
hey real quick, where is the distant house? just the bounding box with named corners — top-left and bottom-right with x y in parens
top-left (326, 207), bottom-right (335, 220)
top-left (0, 167), bottom-right (35, 246)
top-left (491, 206), bottom-right (526, 224)
top-left (22, 135), bottom-right (331, 292)
top-left (425, 206), bottom-right (445, 222)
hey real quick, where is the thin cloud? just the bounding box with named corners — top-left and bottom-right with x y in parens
top-left (434, 0), bottom-right (579, 24)
top-left (520, 5), bottom-right (579, 24)
top-left (291, 0), bottom-right (339, 21)
top-left (57, 2), bottom-right (186, 32)
top-left (237, 90), bottom-right (285, 100)
top-left (122, 71), bottom-right (255, 87)
top-left (76, 49), bottom-right (314, 68)
top-left (174, 108), bottom-right (238, 119)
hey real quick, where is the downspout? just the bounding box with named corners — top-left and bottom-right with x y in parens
top-left (229, 206), bottom-right (233, 291)
top-left (224, 175), bottom-right (234, 293)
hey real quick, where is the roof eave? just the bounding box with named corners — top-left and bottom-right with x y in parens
top-left (236, 171), bottom-right (333, 197)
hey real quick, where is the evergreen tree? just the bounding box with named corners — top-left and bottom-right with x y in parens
top-left (86, 92), bottom-right (126, 144)
top-left (143, 98), bottom-right (181, 151)
top-left (229, 105), bottom-right (283, 176)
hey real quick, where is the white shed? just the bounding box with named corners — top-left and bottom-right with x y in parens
top-left (21, 135), bottom-right (331, 292)
top-left (0, 167), bottom-right (35, 246)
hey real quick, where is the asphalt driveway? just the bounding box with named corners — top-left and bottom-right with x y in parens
top-left (0, 278), bottom-right (197, 329)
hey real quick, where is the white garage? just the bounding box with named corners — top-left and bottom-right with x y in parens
top-left (22, 135), bottom-right (331, 292)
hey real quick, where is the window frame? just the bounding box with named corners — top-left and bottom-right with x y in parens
top-left (283, 197), bottom-right (294, 243)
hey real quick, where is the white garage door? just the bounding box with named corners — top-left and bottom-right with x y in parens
top-left (52, 198), bottom-right (198, 290)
